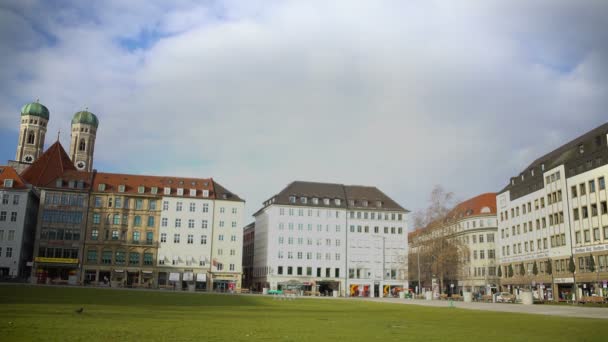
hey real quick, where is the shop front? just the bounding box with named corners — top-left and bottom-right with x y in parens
top-left (212, 273), bottom-right (241, 292)
top-left (33, 257), bottom-right (79, 285)
top-left (349, 283), bottom-right (371, 297)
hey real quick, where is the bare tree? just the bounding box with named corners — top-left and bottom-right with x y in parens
top-left (411, 185), bottom-right (466, 295)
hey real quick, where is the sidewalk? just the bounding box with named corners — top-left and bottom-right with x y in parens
top-left (360, 297), bottom-right (608, 320)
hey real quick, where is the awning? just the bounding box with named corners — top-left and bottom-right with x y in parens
top-left (169, 272), bottom-right (180, 281)
top-left (196, 273), bottom-right (207, 282)
top-left (183, 272), bottom-right (194, 281)
top-left (142, 270), bottom-right (153, 274)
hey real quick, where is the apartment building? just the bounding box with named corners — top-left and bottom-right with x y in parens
top-left (252, 181), bottom-right (408, 297)
top-left (497, 122), bottom-right (608, 299)
top-left (0, 166), bottom-right (38, 278)
top-left (408, 193), bottom-right (498, 295)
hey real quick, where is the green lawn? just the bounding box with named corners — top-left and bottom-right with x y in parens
top-left (0, 285), bottom-right (603, 341)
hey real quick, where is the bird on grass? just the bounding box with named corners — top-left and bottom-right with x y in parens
top-left (75, 307), bottom-right (84, 314)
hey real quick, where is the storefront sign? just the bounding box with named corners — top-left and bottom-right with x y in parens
top-left (554, 277), bottom-right (574, 284)
top-left (575, 243), bottom-right (608, 254)
top-left (34, 257), bottom-right (78, 264)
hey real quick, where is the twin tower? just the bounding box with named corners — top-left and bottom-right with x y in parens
top-left (15, 100), bottom-right (99, 172)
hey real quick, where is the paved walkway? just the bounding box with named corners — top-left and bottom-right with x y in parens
top-left (358, 297), bottom-right (608, 319)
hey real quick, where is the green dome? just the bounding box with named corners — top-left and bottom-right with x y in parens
top-left (72, 110), bottom-right (99, 128)
top-left (21, 101), bottom-right (50, 120)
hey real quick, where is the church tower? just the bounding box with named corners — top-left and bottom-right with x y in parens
top-left (69, 109), bottom-right (99, 172)
top-left (16, 100), bottom-right (49, 165)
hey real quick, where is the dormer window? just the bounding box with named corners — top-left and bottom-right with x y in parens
top-left (77, 181), bottom-right (84, 189)
top-left (118, 185), bottom-right (126, 193)
top-left (348, 200), bottom-right (355, 206)
top-left (138, 186), bottom-right (145, 194)
top-left (376, 201), bottom-right (382, 208)
top-left (3, 179), bottom-right (13, 188)
top-left (323, 198), bottom-right (330, 205)
top-left (202, 190), bottom-right (209, 197)
top-left (190, 189), bottom-right (197, 197)
top-left (531, 169), bottom-right (535, 176)
top-left (541, 163), bottom-right (545, 171)
top-left (362, 200), bottom-right (368, 207)
top-left (335, 199), bottom-right (341, 206)
top-left (55, 179), bottom-right (62, 188)
top-left (511, 179), bottom-right (515, 185)
top-left (177, 188), bottom-right (184, 196)
top-left (164, 187), bottom-right (171, 195)
top-left (68, 180), bottom-right (75, 188)
top-left (151, 187), bottom-right (158, 194)
top-left (579, 144), bottom-right (584, 154)
top-left (301, 197), bottom-right (307, 204)
top-left (312, 197), bottom-right (319, 205)
top-left (289, 196), bottom-right (296, 204)
top-left (98, 183), bottom-right (106, 191)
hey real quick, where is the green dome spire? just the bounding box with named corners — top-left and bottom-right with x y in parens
top-left (72, 109), bottom-right (99, 128)
top-left (21, 100), bottom-right (50, 120)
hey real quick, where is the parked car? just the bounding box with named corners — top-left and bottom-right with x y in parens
top-left (496, 292), bottom-right (516, 303)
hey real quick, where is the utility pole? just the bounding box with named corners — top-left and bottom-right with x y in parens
top-left (417, 248), bottom-right (421, 295)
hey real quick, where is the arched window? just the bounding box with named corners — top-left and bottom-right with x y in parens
top-left (27, 132), bottom-right (35, 144)
top-left (79, 139), bottom-right (86, 151)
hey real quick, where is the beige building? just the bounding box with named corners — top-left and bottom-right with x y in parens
top-left (83, 173), bottom-right (163, 287)
top-left (409, 193), bottom-right (498, 295)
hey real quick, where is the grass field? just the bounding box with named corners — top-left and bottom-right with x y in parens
top-left (0, 285), bottom-right (604, 341)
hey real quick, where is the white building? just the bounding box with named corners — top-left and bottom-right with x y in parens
top-left (497, 122), bottom-right (608, 300)
top-left (157, 180), bottom-right (244, 291)
top-left (0, 166), bottom-right (38, 278)
top-left (252, 181), bottom-right (408, 297)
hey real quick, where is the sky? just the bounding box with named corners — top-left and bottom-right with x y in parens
top-left (1, 0), bottom-right (607, 225)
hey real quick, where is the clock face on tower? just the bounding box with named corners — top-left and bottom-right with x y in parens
top-left (24, 155), bottom-right (34, 163)
top-left (76, 161), bottom-right (86, 170)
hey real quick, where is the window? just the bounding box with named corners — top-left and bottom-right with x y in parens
top-left (161, 233), bottom-right (167, 243)
top-left (600, 177), bottom-right (606, 191)
top-left (174, 234), bottom-right (180, 243)
top-left (584, 230), bottom-right (590, 242)
top-left (594, 228), bottom-right (600, 241)
top-left (115, 251), bottom-right (126, 265)
top-left (176, 202), bottom-right (182, 211)
top-left (163, 201), bottom-right (169, 210)
top-left (132, 231), bottom-right (140, 241)
top-left (582, 206), bottom-right (589, 219)
top-left (189, 202), bottom-right (196, 212)
top-left (10, 212), bottom-right (17, 222)
top-left (580, 183), bottom-right (586, 195)
top-left (133, 216), bottom-right (142, 226)
top-left (144, 253), bottom-right (153, 265)
top-left (87, 250), bottom-right (97, 263)
top-left (161, 218), bottom-right (168, 227)
top-left (201, 220), bottom-right (208, 229)
top-left (111, 230), bottom-right (119, 240)
top-left (590, 180), bottom-right (596, 193)
top-left (175, 218), bottom-right (181, 228)
top-left (135, 199), bottom-right (143, 210)
top-left (91, 229), bottom-right (98, 240)
top-left (202, 203), bottom-right (209, 213)
top-left (187, 234), bottom-right (193, 244)
top-left (201, 235), bottom-right (207, 244)
top-left (188, 219), bottom-right (195, 228)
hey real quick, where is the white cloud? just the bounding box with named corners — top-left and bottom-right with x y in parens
top-left (1, 0), bottom-right (607, 222)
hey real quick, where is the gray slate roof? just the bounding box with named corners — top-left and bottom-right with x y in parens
top-left (255, 180), bottom-right (408, 216)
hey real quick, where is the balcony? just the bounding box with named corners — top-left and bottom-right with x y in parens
top-left (99, 239), bottom-right (159, 247)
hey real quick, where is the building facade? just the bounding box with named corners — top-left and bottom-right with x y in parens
top-left (497, 122), bottom-right (608, 300)
top-left (0, 166), bottom-right (38, 278)
top-left (82, 173), bottom-right (162, 288)
top-left (252, 181), bottom-right (408, 297)
top-left (409, 193), bottom-right (499, 296)
top-left (242, 222), bottom-right (255, 290)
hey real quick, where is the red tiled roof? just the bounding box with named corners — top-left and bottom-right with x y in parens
top-left (450, 192), bottom-right (497, 217)
top-left (0, 165), bottom-right (29, 190)
top-left (21, 141), bottom-right (77, 187)
top-left (93, 172), bottom-right (216, 198)
top-left (413, 192), bottom-right (497, 234)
